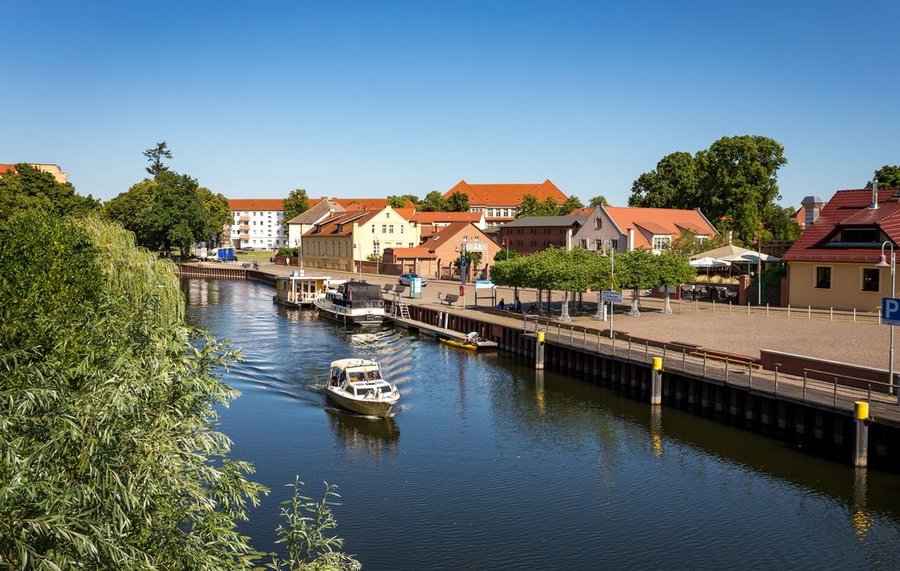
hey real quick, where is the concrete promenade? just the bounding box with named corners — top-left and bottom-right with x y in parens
top-left (251, 262), bottom-right (893, 373)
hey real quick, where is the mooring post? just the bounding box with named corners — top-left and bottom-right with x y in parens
top-left (853, 401), bottom-right (870, 468)
top-left (535, 330), bottom-right (545, 370)
top-left (650, 357), bottom-right (663, 405)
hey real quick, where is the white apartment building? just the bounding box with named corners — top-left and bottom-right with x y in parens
top-left (227, 198), bottom-right (287, 249)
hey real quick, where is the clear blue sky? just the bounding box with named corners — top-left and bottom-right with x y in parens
top-left (3, 0), bottom-right (898, 207)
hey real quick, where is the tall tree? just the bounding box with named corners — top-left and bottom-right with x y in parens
top-left (143, 141), bottom-right (173, 177)
top-left (198, 186), bottom-right (230, 244)
top-left (418, 191), bottom-right (448, 212)
top-left (0, 212), bottom-right (266, 568)
top-left (559, 196), bottom-right (584, 215)
top-left (105, 171), bottom-right (215, 255)
top-left (875, 165), bottom-right (900, 189)
top-left (629, 151), bottom-right (700, 209)
top-left (282, 188), bottom-right (310, 230)
top-left (0, 163), bottom-right (99, 222)
top-left (588, 195), bottom-right (609, 207)
top-left (387, 194), bottom-right (419, 208)
top-left (539, 197), bottom-right (560, 216)
top-left (628, 136), bottom-right (787, 245)
top-left (516, 194), bottom-right (541, 218)
top-left (617, 248), bottom-right (659, 316)
top-left (761, 203), bottom-right (801, 241)
top-left (446, 191), bottom-right (470, 212)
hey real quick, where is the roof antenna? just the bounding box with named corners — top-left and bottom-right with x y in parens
top-left (870, 175), bottom-right (879, 209)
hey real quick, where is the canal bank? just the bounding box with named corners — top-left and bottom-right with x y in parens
top-left (178, 262), bottom-right (900, 469)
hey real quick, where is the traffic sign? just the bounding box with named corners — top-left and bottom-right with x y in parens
top-left (883, 297), bottom-right (900, 325)
top-left (602, 290), bottom-right (623, 303)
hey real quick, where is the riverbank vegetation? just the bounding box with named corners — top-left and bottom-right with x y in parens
top-left (0, 206), bottom-right (358, 568)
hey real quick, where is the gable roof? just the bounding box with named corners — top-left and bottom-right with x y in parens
top-left (303, 209), bottom-right (381, 238)
top-left (444, 179), bottom-right (568, 207)
top-left (286, 199), bottom-right (346, 225)
top-left (502, 214), bottom-right (589, 228)
top-left (602, 206), bottom-right (717, 249)
top-left (391, 222), bottom-right (489, 259)
top-left (229, 198), bottom-right (285, 212)
top-left (783, 188), bottom-right (900, 263)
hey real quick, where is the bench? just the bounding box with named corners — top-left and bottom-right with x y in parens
top-left (382, 284), bottom-right (394, 293)
top-left (439, 293), bottom-right (460, 306)
top-left (241, 262), bottom-right (251, 269)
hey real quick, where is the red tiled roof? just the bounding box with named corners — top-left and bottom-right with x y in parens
top-left (303, 210), bottom-right (380, 237)
top-left (229, 198), bottom-right (285, 211)
top-left (393, 207), bottom-right (416, 221)
top-left (411, 211), bottom-right (483, 223)
top-left (783, 188), bottom-right (900, 263)
top-left (603, 206), bottom-right (717, 250)
top-left (570, 207), bottom-right (594, 216)
top-left (444, 179), bottom-right (568, 207)
top-left (0, 164), bottom-right (17, 175)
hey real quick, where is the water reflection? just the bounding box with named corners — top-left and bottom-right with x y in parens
top-left (327, 409), bottom-right (399, 458)
top-left (650, 406), bottom-right (663, 458)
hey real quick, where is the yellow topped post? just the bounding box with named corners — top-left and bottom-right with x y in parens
top-left (537, 331), bottom-right (545, 344)
top-left (652, 357), bottom-right (663, 371)
top-left (854, 401), bottom-right (869, 421)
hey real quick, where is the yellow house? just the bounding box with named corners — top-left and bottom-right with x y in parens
top-left (783, 187), bottom-right (900, 311)
top-left (302, 207), bottom-right (420, 271)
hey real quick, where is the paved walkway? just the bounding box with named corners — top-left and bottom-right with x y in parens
top-left (244, 263), bottom-right (893, 372)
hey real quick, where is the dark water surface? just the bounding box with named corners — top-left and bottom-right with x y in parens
top-left (184, 279), bottom-right (900, 570)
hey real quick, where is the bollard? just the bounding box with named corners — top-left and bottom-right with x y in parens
top-left (650, 357), bottom-right (663, 405)
top-left (853, 401), bottom-right (870, 468)
top-left (535, 330), bottom-right (545, 370)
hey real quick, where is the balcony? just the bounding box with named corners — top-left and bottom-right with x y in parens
top-left (239, 216), bottom-right (250, 222)
top-left (239, 225), bottom-right (250, 231)
top-left (240, 234), bottom-right (250, 240)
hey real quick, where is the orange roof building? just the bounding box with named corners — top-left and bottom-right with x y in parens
top-left (227, 198), bottom-right (289, 249)
top-left (443, 179), bottom-right (568, 224)
top-left (383, 221), bottom-right (500, 280)
top-left (573, 205), bottom-right (717, 253)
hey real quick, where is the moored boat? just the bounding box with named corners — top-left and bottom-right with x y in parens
top-left (273, 272), bottom-right (331, 308)
top-left (439, 332), bottom-right (497, 351)
top-left (313, 280), bottom-right (389, 326)
top-left (325, 358), bottom-right (400, 418)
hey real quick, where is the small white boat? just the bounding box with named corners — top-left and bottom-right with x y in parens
top-left (313, 280), bottom-right (389, 326)
top-left (273, 271), bottom-right (331, 308)
top-left (326, 358), bottom-right (400, 418)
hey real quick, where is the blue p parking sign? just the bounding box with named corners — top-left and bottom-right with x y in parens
top-left (883, 297), bottom-right (900, 325)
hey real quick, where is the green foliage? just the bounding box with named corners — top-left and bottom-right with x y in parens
top-left (446, 191), bottom-right (470, 212)
top-left (144, 141), bottom-right (173, 177)
top-left (418, 191), bottom-right (448, 212)
top-left (875, 165), bottom-right (900, 189)
top-left (491, 247), bottom-right (607, 293)
top-left (559, 196), bottom-right (584, 214)
top-left (654, 250), bottom-right (696, 286)
top-left (588, 195), bottom-right (609, 207)
top-left (490, 256), bottom-right (528, 288)
top-left (283, 189), bottom-right (311, 230)
top-left (493, 248), bottom-right (520, 263)
top-left (387, 194), bottom-right (419, 208)
top-left (761, 263), bottom-right (786, 287)
top-left (628, 136), bottom-right (788, 245)
top-left (0, 212), bottom-right (267, 568)
top-left (0, 163), bottom-right (99, 222)
top-left (761, 203), bottom-right (801, 241)
top-left (617, 248), bottom-right (660, 289)
top-left (516, 194), bottom-right (561, 218)
top-left (667, 230), bottom-right (727, 258)
top-left (266, 478), bottom-right (361, 571)
top-left (104, 170), bottom-right (219, 254)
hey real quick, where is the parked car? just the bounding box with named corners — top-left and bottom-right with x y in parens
top-left (398, 273), bottom-right (427, 287)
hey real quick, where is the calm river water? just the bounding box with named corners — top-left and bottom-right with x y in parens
top-left (184, 278), bottom-right (900, 570)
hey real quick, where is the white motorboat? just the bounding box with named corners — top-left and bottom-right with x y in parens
top-left (313, 280), bottom-right (389, 326)
top-left (325, 358), bottom-right (400, 418)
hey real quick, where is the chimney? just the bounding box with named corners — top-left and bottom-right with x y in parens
top-left (627, 228), bottom-right (635, 252)
top-left (800, 196), bottom-right (824, 228)
top-left (870, 176), bottom-right (879, 209)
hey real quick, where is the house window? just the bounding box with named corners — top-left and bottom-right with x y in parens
top-left (652, 236), bottom-right (671, 250)
top-left (389, 225), bottom-right (394, 234)
top-left (815, 267), bottom-right (832, 289)
top-left (595, 218), bottom-right (602, 230)
top-left (862, 268), bottom-right (880, 292)
top-left (382, 225), bottom-right (387, 233)
top-left (580, 239), bottom-right (588, 249)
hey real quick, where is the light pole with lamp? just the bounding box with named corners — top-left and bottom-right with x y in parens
top-left (876, 240), bottom-right (896, 397)
top-left (599, 240), bottom-right (616, 337)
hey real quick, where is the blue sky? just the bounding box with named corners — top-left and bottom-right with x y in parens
top-left (3, 0), bottom-right (898, 207)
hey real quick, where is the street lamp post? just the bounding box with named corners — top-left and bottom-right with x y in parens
top-left (876, 241), bottom-right (896, 397)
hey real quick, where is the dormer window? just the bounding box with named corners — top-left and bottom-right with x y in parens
top-left (824, 226), bottom-right (885, 247)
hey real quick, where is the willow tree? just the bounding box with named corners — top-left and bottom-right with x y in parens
top-left (617, 248), bottom-right (659, 316)
top-left (0, 212), bottom-right (266, 568)
top-left (655, 250), bottom-right (696, 315)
